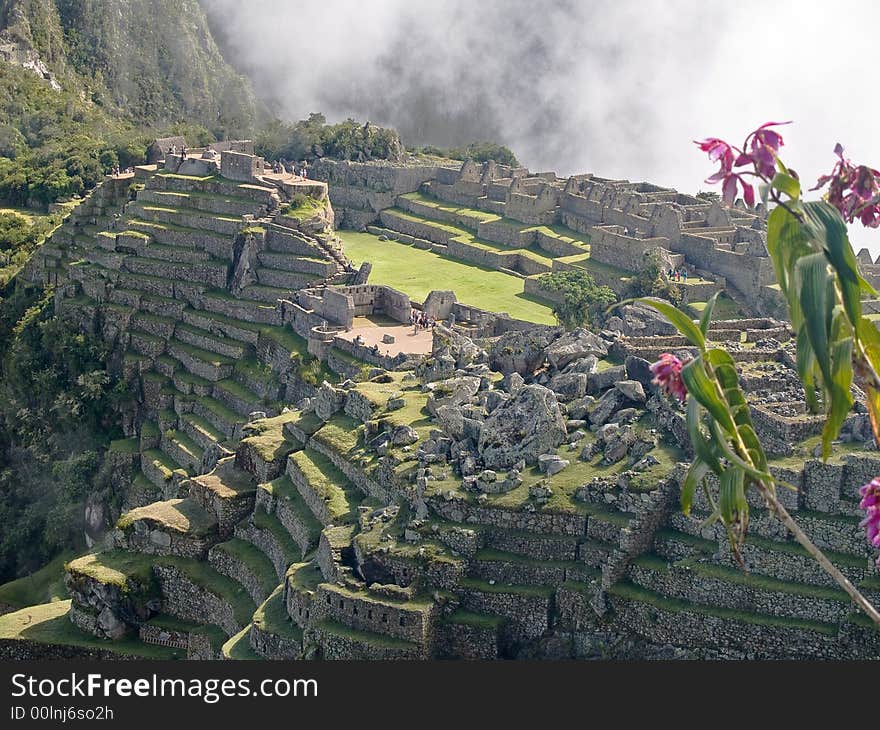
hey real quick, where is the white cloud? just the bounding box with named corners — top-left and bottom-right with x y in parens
top-left (203, 0), bottom-right (880, 255)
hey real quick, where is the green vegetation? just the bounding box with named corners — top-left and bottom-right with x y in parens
top-left (0, 209), bottom-right (64, 286)
top-left (338, 230), bottom-right (556, 324)
top-left (0, 551), bottom-right (71, 609)
top-left (537, 269), bottom-right (617, 329)
top-left (256, 113), bottom-right (403, 163)
top-left (628, 248), bottom-right (682, 306)
top-left (0, 291), bottom-right (130, 583)
top-left (252, 586), bottom-right (302, 641)
top-left (412, 141), bottom-right (519, 167)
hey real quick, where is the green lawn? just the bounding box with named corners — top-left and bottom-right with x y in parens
top-left (338, 230), bottom-right (556, 324)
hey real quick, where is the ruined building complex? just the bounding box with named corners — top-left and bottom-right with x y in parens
top-left (0, 148), bottom-right (878, 660)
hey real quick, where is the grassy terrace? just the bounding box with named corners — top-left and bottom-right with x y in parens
top-left (0, 601), bottom-right (183, 659)
top-left (261, 477), bottom-right (323, 544)
top-left (253, 586), bottom-right (302, 640)
top-left (0, 553), bottom-right (72, 609)
top-left (212, 539), bottom-right (279, 596)
top-left (608, 581), bottom-right (839, 635)
top-left (239, 412), bottom-right (300, 463)
top-left (289, 448), bottom-right (359, 524)
top-left (338, 230), bottom-right (555, 324)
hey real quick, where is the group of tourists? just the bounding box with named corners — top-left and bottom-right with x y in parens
top-left (410, 308), bottom-right (436, 333)
top-left (110, 165), bottom-right (134, 177)
top-left (167, 144), bottom-right (188, 160)
top-left (667, 267), bottom-right (689, 282)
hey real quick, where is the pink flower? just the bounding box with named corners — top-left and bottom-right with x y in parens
top-left (859, 479), bottom-right (880, 566)
top-left (695, 122), bottom-right (790, 207)
top-left (695, 137), bottom-right (754, 207)
top-left (812, 144), bottom-right (880, 228)
top-left (649, 353), bottom-right (688, 402)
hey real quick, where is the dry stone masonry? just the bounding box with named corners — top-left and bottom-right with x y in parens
top-left (1, 153), bottom-right (879, 661)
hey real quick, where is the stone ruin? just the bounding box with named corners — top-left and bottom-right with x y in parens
top-left (1, 152), bottom-right (879, 661)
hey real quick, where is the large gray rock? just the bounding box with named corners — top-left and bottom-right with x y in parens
top-left (606, 302), bottom-right (676, 337)
top-left (478, 384), bottom-right (567, 468)
top-left (625, 355), bottom-right (654, 387)
top-left (587, 365), bottom-right (626, 395)
top-left (538, 453), bottom-right (570, 475)
top-left (546, 328), bottom-right (609, 369)
top-left (489, 328), bottom-right (559, 375)
top-left (589, 388), bottom-right (625, 426)
top-left (615, 380), bottom-right (646, 404)
top-left (315, 381), bottom-right (345, 421)
top-left (549, 372), bottom-right (588, 401)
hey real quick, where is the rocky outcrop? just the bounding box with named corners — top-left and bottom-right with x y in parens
top-left (477, 384), bottom-right (566, 468)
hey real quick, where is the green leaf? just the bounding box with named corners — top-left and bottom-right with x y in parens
top-left (770, 172), bottom-right (801, 200)
top-left (636, 297), bottom-right (705, 351)
top-left (709, 419), bottom-right (774, 483)
top-left (680, 357), bottom-right (736, 436)
top-left (804, 200), bottom-right (862, 334)
top-left (686, 396), bottom-right (721, 474)
top-left (718, 467), bottom-right (744, 524)
top-left (795, 325), bottom-right (820, 412)
top-left (699, 292), bottom-right (720, 337)
top-left (682, 459), bottom-right (711, 516)
top-left (821, 335), bottom-right (854, 460)
top-left (797, 252), bottom-right (833, 388)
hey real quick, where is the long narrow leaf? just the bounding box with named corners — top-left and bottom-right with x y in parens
top-left (636, 297), bottom-right (706, 351)
top-left (681, 357), bottom-right (737, 436)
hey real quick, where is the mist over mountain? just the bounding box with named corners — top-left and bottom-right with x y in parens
top-left (202, 0), bottom-right (880, 254)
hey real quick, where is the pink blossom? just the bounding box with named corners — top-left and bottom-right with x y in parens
top-left (812, 144), bottom-right (880, 228)
top-left (649, 353), bottom-right (688, 402)
top-left (695, 121), bottom-right (791, 207)
top-left (859, 479), bottom-right (880, 555)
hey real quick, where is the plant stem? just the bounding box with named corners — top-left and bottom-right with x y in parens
top-left (757, 479), bottom-right (880, 626)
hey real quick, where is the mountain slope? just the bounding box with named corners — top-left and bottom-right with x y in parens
top-left (1, 0), bottom-right (261, 134)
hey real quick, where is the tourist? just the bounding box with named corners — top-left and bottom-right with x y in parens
top-left (682, 269), bottom-right (688, 282)
top-left (181, 146), bottom-right (187, 161)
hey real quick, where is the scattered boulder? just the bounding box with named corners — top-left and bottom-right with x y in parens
top-left (549, 372), bottom-right (588, 401)
top-left (315, 381), bottom-right (345, 421)
top-left (625, 355), bottom-right (654, 387)
top-left (546, 328), bottom-right (609, 369)
top-left (478, 384), bottom-right (567, 469)
top-left (587, 365), bottom-right (626, 395)
top-left (489, 328), bottom-right (558, 375)
top-left (589, 388), bottom-right (625, 426)
top-left (389, 425), bottom-right (419, 447)
top-left (615, 380), bottom-right (646, 404)
top-left (538, 453), bottom-right (569, 475)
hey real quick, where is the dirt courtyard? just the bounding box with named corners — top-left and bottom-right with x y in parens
top-left (335, 316), bottom-right (434, 357)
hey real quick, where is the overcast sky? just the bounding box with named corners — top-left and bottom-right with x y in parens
top-left (203, 0), bottom-right (880, 256)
